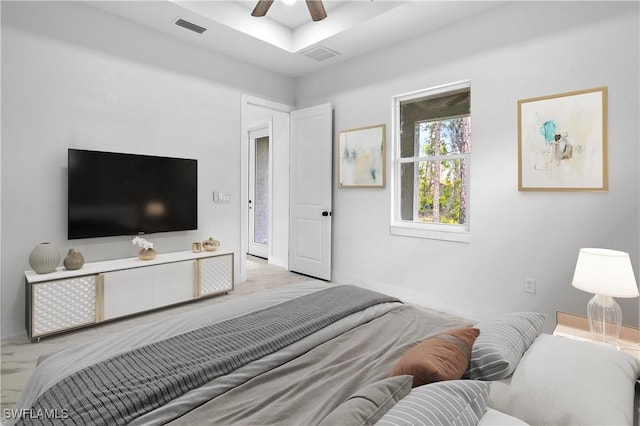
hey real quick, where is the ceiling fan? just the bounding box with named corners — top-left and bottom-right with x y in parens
top-left (251, 0), bottom-right (328, 22)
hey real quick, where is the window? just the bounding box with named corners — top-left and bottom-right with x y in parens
top-left (391, 81), bottom-right (471, 242)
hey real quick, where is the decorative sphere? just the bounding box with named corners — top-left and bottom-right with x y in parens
top-left (29, 242), bottom-right (60, 274)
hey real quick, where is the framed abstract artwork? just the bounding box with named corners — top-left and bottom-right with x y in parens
top-left (338, 124), bottom-right (386, 188)
top-left (518, 87), bottom-right (608, 191)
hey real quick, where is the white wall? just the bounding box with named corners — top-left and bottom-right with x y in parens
top-left (0, 1), bottom-right (295, 337)
top-left (296, 1), bottom-right (640, 330)
top-left (0, 1), bottom-right (3, 338)
top-left (2, 1), bottom-right (638, 338)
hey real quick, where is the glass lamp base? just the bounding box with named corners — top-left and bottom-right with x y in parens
top-left (586, 294), bottom-right (622, 344)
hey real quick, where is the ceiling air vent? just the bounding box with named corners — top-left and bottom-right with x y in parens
top-left (174, 18), bottom-right (207, 35)
top-left (299, 45), bottom-right (340, 62)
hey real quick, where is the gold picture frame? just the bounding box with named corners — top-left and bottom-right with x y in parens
top-left (518, 87), bottom-right (608, 191)
top-left (338, 124), bottom-right (386, 188)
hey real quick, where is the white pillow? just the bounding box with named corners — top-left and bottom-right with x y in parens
top-left (478, 409), bottom-right (528, 425)
top-left (489, 334), bottom-right (640, 425)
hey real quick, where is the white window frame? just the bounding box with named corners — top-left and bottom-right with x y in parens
top-left (390, 80), bottom-right (471, 243)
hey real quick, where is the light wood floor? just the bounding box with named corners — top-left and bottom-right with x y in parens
top-left (0, 257), bottom-right (316, 412)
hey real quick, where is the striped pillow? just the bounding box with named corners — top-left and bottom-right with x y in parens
top-left (466, 312), bottom-right (545, 380)
top-left (376, 380), bottom-right (491, 426)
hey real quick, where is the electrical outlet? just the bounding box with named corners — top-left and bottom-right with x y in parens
top-left (524, 278), bottom-right (536, 294)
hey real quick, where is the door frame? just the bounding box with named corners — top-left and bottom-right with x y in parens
top-left (240, 95), bottom-right (293, 282)
top-left (247, 125), bottom-right (271, 259)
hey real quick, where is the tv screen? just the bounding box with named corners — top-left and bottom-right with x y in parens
top-left (68, 149), bottom-right (198, 239)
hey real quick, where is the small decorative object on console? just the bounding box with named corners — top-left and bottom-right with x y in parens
top-left (29, 242), bottom-right (61, 274)
top-left (138, 249), bottom-right (157, 260)
top-left (63, 249), bottom-right (85, 270)
top-left (132, 236), bottom-right (156, 260)
top-left (192, 242), bottom-right (202, 253)
top-left (202, 237), bottom-right (220, 251)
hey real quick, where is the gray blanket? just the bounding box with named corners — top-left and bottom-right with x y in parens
top-left (168, 303), bottom-right (472, 425)
top-left (18, 285), bottom-right (399, 426)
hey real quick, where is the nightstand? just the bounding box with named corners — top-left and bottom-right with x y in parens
top-left (553, 311), bottom-right (640, 360)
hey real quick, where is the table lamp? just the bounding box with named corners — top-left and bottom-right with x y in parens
top-left (571, 248), bottom-right (639, 344)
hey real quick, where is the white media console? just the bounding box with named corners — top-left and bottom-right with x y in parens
top-left (24, 250), bottom-right (234, 340)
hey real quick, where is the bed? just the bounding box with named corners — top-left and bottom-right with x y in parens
top-left (11, 281), bottom-right (640, 425)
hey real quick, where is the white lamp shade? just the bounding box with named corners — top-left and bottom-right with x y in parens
top-left (571, 248), bottom-right (639, 298)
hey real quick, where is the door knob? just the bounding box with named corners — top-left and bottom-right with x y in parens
top-left (322, 211), bottom-right (331, 217)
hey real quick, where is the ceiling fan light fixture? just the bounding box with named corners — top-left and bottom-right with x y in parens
top-left (306, 0), bottom-right (327, 21)
top-left (282, 0), bottom-right (297, 6)
top-left (251, 0), bottom-right (327, 21)
top-left (251, 0), bottom-right (274, 17)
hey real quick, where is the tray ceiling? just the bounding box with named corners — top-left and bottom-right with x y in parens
top-left (85, 1), bottom-right (502, 78)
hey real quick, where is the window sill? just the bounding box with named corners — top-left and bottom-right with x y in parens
top-left (390, 222), bottom-right (470, 243)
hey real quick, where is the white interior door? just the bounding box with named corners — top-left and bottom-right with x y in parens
top-left (289, 103), bottom-right (333, 280)
top-left (248, 128), bottom-right (270, 258)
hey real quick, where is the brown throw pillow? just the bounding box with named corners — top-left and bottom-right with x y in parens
top-left (389, 328), bottom-right (479, 387)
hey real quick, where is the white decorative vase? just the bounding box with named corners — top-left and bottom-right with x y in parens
top-left (29, 242), bottom-right (61, 274)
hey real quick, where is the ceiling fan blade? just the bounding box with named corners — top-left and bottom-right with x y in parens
top-left (305, 0), bottom-right (327, 22)
top-left (251, 0), bottom-right (274, 17)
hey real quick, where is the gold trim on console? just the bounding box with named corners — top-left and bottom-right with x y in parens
top-left (96, 274), bottom-right (104, 322)
top-left (195, 260), bottom-right (202, 299)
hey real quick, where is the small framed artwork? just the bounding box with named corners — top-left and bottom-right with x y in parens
top-left (338, 124), bottom-right (386, 188)
top-left (518, 86), bottom-right (608, 191)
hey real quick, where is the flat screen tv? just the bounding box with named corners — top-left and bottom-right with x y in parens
top-left (68, 149), bottom-right (198, 239)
